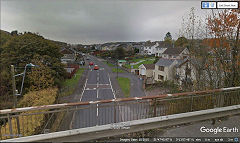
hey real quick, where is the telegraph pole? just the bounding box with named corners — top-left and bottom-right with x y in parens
top-left (116, 59), bottom-right (118, 79)
top-left (11, 65), bottom-right (21, 135)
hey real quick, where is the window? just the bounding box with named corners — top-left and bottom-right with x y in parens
top-left (158, 66), bottom-right (164, 71)
top-left (158, 75), bottom-right (164, 80)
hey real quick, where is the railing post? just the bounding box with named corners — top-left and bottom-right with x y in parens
top-left (16, 116), bottom-right (21, 137)
top-left (7, 113), bottom-right (13, 139)
top-left (114, 102), bottom-right (116, 123)
top-left (190, 95), bottom-right (194, 112)
top-left (153, 99), bottom-right (157, 117)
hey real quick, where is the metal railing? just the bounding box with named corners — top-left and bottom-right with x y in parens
top-left (0, 86), bottom-right (240, 140)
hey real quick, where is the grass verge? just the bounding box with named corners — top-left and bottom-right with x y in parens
top-left (112, 68), bottom-right (125, 73)
top-left (104, 61), bottom-right (115, 67)
top-left (125, 59), bottom-right (154, 69)
top-left (117, 77), bottom-right (130, 98)
top-left (59, 68), bottom-right (85, 97)
top-left (62, 68), bottom-right (84, 87)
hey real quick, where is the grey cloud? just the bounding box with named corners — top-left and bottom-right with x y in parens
top-left (1, 0), bottom-right (203, 44)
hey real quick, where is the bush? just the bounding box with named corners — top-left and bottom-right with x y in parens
top-left (1, 88), bottom-right (58, 139)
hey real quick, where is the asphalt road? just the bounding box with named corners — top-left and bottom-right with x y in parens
top-left (72, 55), bottom-right (150, 129)
top-left (72, 55), bottom-right (119, 129)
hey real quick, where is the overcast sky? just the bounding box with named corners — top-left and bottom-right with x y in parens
top-left (1, 0), bottom-right (206, 44)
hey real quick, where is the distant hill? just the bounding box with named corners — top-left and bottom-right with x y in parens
top-left (48, 39), bottom-right (68, 49)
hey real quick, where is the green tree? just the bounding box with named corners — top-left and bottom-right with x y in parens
top-left (164, 32), bottom-right (173, 45)
top-left (113, 47), bottom-right (126, 59)
top-left (174, 36), bottom-right (188, 47)
top-left (0, 32), bottom-right (66, 97)
top-left (28, 56), bottom-right (55, 91)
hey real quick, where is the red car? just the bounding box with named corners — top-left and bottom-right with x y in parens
top-left (94, 65), bottom-right (99, 70)
top-left (89, 62), bottom-right (94, 66)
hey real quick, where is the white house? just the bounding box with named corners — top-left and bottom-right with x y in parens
top-left (155, 47), bottom-right (167, 57)
top-left (154, 42), bottom-right (172, 57)
top-left (153, 57), bottom-right (197, 82)
top-left (153, 58), bottom-right (178, 82)
top-left (139, 64), bottom-right (155, 79)
top-left (142, 41), bottom-right (159, 55)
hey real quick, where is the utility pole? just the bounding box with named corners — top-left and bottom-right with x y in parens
top-left (11, 65), bottom-right (21, 135)
top-left (11, 65), bottom-right (17, 108)
top-left (117, 59), bottom-right (118, 79)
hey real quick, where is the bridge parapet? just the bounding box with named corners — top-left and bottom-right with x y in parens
top-left (0, 86), bottom-right (240, 140)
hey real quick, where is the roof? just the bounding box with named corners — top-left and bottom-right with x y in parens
top-left (155, 58), bottom-right (175, 67)
top-left (162, 47), bottom-right (186, 55)
top-left (175, 59), bottom-right (188, 68)
top-left (145, 41), bottom-right (156, 47)
top-left (60, 48), bottom-right (74, 54)
top-left (156, 41), bottom-right (172, 48)
top-left (61, 54), bottom-right (75, 59)
top-left (143, 64), bottom-right (155, 70)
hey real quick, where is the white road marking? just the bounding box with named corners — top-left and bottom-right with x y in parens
top-left (97, 104), bottom-right (99, 117)
top-left (80, 78), bottom-right (88, 101)
top-left (97, 71), bottom-right (99, 88)
top-left (72, 70), bottom-right (88, 129)
top-left (87, 83), bottom-right (99, 85)
top-left (97, 88), bottom-right (99, 98)
top-left (107, 73), bottom-right (124, 122)
top-left (97, 70), bottom-right (99, 117)
top-left (108, 73), bottom-right (116, 99)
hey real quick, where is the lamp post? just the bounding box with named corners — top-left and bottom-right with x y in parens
top-left (11, 63), bottom-right (38, 106)
top-left (10, 63), bottom-right (37, 136)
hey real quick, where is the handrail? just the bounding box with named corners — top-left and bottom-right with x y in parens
top-left (2, 104), bottom-right (240, 142)
top-left (1, 86), bottom-right (240, 114)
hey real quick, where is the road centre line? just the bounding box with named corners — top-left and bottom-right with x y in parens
top-left (97, 70), bottom-right (99, 117)
top-left (97, 104), bottom-right (99, 117)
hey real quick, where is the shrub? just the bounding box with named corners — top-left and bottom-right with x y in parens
top-left (1, 88), bottom-right (58, 139)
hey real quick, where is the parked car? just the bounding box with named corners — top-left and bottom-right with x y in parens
top-left (86, 57), bottom-right (90, 60)
top-left (94, 65), bottom-right (99, 70)
top-left (89, 62), bottom-right (94, 66)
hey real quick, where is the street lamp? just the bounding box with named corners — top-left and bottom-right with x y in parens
top-left (11, 63), bottom-right (38, 107)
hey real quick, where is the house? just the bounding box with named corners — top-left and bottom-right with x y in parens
top-left (142, 41), bottom-right (159, 55)
top-left (175, 59), bottom-right (197, 86)
top-left (162, 47), bottom-right (189, 60)
top-left (60, 48), bottom-right (76, 64)
top-left (138, 64), bottom-right (155, 79)
top-left (152, 57), bottom-right (198, 86)
top-left (153, 58), bottom-right (178, 82)
top-left (154, 41), bottom-right (172, 57)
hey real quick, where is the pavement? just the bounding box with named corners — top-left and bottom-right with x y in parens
top-left (161, 115), bottom-right (240, 137)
